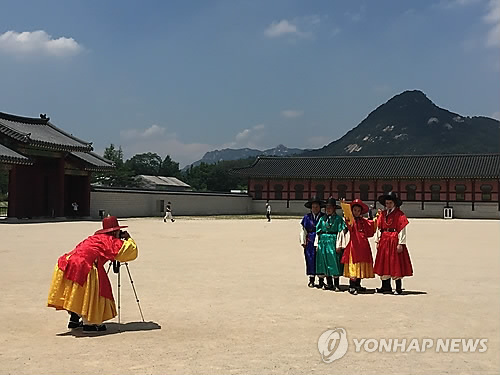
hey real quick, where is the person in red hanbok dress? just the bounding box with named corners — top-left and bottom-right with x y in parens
top-left (339, 199), bottom-right (375, 295)
top-left (47, 216), bottom-right (138, 331)
top-left (373, 192), bottom-right (413, 295)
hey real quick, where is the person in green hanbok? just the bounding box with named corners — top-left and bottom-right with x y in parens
top-left (314, 197), bottom-right (347, 291)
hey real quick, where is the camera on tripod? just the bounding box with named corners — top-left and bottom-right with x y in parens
top-left (113, 260), bottom-right (121, 273)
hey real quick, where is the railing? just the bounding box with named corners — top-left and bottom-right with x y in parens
top-left (0, 205), bottom-right (7, 217)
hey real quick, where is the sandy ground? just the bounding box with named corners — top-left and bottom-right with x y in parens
top-left (0, 217), bottom-right (499, 375)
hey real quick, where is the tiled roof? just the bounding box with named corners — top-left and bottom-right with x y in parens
top-left (0, 112), bottom-right (92, 152)
top-left (70, 152), bottom-right (114, 171)
top-left (0, 144), bottom-right (32, 165)
top-left (137, 175), bottom-right (191, 188)
top-left (231, 154), bottom-right (500, 179)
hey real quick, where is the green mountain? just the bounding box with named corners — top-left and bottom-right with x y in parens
top-left (304, 90), bottom-right (499, 156)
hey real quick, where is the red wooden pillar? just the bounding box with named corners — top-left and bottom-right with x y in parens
top-left (286, 179), bottom-right (290, 207)
top-left (498, 179), bottom-right (500, 211)
top-left (446, 179), bottom-right (450, 207)
top-left (82, 174), bottom-right (91, 216)
top-left (7, 167), bottom-right (17, 218)
top-left (56, 158), bottom-right (65, 216)
top-left (421, 178), bottom-right (425, 210)
top-left (308, 178), bottom-right (312, 199)
top-left (351, 179), bottom-right (355, 200)
top-left (471, 179), bottom-right (475, 211)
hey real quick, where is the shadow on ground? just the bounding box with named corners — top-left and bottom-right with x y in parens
top-left (56, 321), bottom-right (161, 337)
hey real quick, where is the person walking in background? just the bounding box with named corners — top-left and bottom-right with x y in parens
top-left (265, 202), bottom-right (272, 222)
top-left (164, 201), bottom-right (175, 223)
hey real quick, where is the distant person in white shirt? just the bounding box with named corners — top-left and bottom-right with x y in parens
top-left (71, 202), bottom-right (78, 217)
top-left (266, 203), bottom-right (271, 222)
top-left (164, 201), bottom-right (175, 223)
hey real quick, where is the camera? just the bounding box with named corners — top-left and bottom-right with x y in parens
top-left (119, 230), bottom-right (127, 239)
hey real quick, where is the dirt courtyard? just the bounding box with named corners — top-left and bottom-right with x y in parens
top-left (0, 217), bottom-right (499, 374)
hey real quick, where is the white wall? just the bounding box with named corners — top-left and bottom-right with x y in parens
top-left (90, 189), bottom-right (500, 219)
top-left (90, 189), bottom-right (252, 218)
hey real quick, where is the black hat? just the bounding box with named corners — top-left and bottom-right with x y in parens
top-left (377, 192), bottom-right (403, 207)
top-left (304, 196), bottom-right (326, 209)
top-left (325, 196), bottom-right (341, 209)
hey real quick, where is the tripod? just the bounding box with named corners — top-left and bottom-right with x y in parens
top-left (107, 261), bottom-right (145, 325)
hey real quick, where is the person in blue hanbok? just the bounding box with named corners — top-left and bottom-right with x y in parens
top-left (299, 196), bottom-right (325, 288)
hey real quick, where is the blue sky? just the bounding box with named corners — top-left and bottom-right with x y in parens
top-left (0, 0), bottom-right (499, 166)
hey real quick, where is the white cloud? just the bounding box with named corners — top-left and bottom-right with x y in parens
top-left (433, 0), bottom-right (481, 9)
top-left (484, 0), bottom-right (500, 47)
top-left (281, 109), bottom-right (304, 118)
top-left (264, 20), bottom-right (310, 38)
top-left (263, 15), bottom-right (332, 41)
top-left (230, 124), bottom-right (266, 148)
top-left (120, 124), bottom-right (166, 140)
top-left (119, 125), bottom-right (212, 167)
top-left (118, 123), bottom-right (270, 166)
top-left (0, 30), bottom-right (83, 57)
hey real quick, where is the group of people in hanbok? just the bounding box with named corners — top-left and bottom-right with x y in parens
top-left (45, 190), bottom-right (413, 333)
top-left (299, 192), bottom-right (413, 295)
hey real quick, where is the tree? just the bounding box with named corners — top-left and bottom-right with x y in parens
top-left (125, 152), bottom-right (162, 176)
top-left (159, 155), bottom-right (181, 177)
top-left (92, 144), bottom-right (138, 188)
top-left (182, 157), bottom-right (254, 192)
top-left (103, 144), bottom-right (124, 168)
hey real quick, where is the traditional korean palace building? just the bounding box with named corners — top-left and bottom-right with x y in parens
top-left (232, 154), bottom-right (500, 219)
top-left (0, 111), bottom-right (113, 218)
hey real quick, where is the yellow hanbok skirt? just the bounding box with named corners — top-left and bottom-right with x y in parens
top-left (47, 264), bottom-right (116, 324)
top-left (343, 253), bottom-right (375, 279)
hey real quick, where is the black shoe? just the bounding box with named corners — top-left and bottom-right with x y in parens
top-left (163, 218), bottom-right (166, 222)
top-left (68, 312), bottom-right (82, 329)
top-left (348, 287), bottom-right (358, 295)
top-left (307, 277), bottom-right (315, 288)
top-left (83, 324), bottom-right (107, 332)
top-left (324, 276), bottom-right (334, 290)
top-left (68, 320), bottom-right (83, 329)
top-left (356, 279), bottom-right (367, 292)
top-left (376, 279), bottom-right (392, 294)
top-left (317, 278), bottom-right (325, 289)
top-left (333, 277), bottom-right (341, 292)
top-left (394, 279), bottom-right (403, 295)
top-left (171, 219), bottom-right (175, 222)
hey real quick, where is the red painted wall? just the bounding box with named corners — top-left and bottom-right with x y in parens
top-left (247, 177), bottom-right (499, 205)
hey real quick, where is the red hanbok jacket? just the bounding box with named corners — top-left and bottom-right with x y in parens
top-left (341, 216), bottom-right (375, 264)
top-left (373, 208), bottom-right (413, 277)
top-left (57, 234), bottom-right (125, 299)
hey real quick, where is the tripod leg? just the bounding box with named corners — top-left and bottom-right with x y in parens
top-left (117, 266), bottom-right (121, 329)
top-left (106, 262), bottom-right (112, 275)
top-left (124, 263), bottom-right (145, 322)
